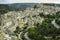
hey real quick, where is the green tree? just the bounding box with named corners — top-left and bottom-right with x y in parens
top-left (28, 27), bottom-right (46, 40)
top-left (55, 19), bottom-right (60, 25)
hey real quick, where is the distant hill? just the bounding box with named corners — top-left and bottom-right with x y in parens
top-left (8, 3), bottom-right (38, 10)
top-left (0, 3), bottom-right (38, 14)
top-left (0, 3), bottom-right (60, 14)
top-left (0, 4), bottom-right (11, 14)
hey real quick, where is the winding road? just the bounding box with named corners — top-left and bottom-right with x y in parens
top-left (24, 32), bottom-right (31, 40)
top-left (52, 20), bottom-right (60, 28)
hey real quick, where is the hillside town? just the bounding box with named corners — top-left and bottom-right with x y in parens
top-left (0, 3), bottom-right (60, 40)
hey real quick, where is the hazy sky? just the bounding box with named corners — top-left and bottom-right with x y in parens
top-left (0, 0), bottom-right (60, 4)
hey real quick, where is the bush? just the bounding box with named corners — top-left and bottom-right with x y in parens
top-left (28, 27), bottom-right (46, 40)
top-left (55, 19), bottom-right (60, 25)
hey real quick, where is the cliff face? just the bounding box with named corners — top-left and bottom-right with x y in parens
top-left (0, 4), bottom-right (60, 40)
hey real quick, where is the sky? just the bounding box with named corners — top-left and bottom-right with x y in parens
top-left (0, 0), bottom-right (60, 4)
